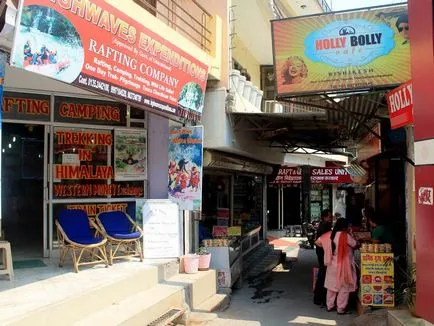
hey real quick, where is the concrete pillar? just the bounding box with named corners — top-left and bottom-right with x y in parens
top-left (405, 126), bottom-right (415, 264)
top-left (147, 113), bottom-right (169, 199)
top-left (409, 0), bottom-right (434, 321)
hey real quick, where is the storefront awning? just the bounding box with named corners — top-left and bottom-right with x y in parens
top-left (203, 150), bottom-right (274, 175)
top-left (228, 90), bottom-right (388, 154)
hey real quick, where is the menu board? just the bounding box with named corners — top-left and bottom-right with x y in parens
top-left (142, 199), bottom-right (182, 258)
top-left (360, 253), bottom-right (395, 307)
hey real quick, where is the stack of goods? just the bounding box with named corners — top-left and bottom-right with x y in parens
top-left (203, 239), bottom-right (230, 247)
top-left (360, 243), bottom-right (393, 253)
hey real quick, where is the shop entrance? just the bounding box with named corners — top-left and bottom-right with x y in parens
top-left (267, 184), bottom-right (301, 230)
top-left (2, 123), bottom-right (46, 258)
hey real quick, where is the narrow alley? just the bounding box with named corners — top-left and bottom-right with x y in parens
top-left (191, 247), bottom-right (355, 326)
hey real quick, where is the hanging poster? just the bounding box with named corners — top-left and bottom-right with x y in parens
top-left (272, 5), bottom-right (410, 95)
top-left (114, 129), bottom-right (147, 181)
top-left (360, 253), bottom-right (395, 307)
top-left (168, 126), bottom-right (203, 211)
top-left (10, 0), bottom-right (208, 121)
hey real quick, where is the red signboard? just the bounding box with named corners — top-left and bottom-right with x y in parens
top-left (386, 80), bottom-right (414, 129)
top-left (11, 0), bottom-right (209, 121)
top-left (310, 168), bottom-right (352, 184)
top-left (271, 167), bottom-right (352, 184)
top-left (271, 167), bottom-right (302, 184)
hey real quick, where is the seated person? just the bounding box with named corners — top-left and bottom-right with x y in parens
top-left (23, 40), bottom-right (32, 59)
top-left (369, 215), bottom-right (394, 245)
top-left (49, 50), bottom-right (57, 64)
top-left (40, 44), bottom-right (49, 63)
top-left (31, 51), bottom-right (42, 65)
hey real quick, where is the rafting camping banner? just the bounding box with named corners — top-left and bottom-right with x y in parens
top-left (11, 0), bottom-right (209, 122)
top-left (272, 5), bottom-right (410, 95)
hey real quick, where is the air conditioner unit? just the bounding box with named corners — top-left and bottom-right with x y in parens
top-left (0, 2), bottom-right (17, 37)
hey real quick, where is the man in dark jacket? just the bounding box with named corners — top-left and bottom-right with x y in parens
top-left (314, 209), bottom-right (333, 306)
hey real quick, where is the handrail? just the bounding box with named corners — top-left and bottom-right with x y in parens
top-left (191, 0), bottom-right (212, 18)
top-left (171, 1), bottom-right (212, 35)
top-left (317, 0), bottom-right (332, 12)
top-left (134, 0), bottom-right (212, 53)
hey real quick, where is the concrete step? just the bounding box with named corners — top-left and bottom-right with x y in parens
top-left (194, 293), bottom-right (230, 313)
top-left (166, 270), bottom-right (217, 310)
top-left (74, 284), bottom-right (185, 326)
top-left (4, 263), bottom-right (160, 326)
top-left (185, 312), bottom-right (218, 326)
top-left (387, 309), bottom-right (429, 326)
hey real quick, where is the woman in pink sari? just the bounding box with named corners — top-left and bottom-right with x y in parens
top-left (315, 218), bottom-right (359, 314)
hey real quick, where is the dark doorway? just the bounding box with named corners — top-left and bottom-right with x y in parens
top-left (267, 185), bottom-right (279, 229)
top-left (2, 123), bottom-right (44, 257)
top-left (282, 186), bottom-right (301, 226)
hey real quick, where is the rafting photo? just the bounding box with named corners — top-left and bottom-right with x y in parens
top-left (11, 5), bottom-right (84, 83)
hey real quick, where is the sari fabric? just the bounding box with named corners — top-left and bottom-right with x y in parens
top-left (318, 231), bottom-right (357, 293)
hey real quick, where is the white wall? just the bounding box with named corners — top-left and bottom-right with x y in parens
top-left (202, 87), bottom-right (327, 167)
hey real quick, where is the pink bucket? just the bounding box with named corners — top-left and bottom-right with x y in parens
top-left (199, 253), bottom-right (212, 271)
top-left (183, 254), bottom-right (199, 274)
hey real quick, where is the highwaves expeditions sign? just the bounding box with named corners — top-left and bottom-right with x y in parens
top-left (11, 0), bottom-right (209, 121)
top-left (272, 5), bottom-right (410, 95)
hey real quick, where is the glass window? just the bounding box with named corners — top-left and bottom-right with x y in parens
top-left (52, 127), bottom-right (145, 199)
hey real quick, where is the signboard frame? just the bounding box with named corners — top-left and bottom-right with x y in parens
top-left (11, 0), bottom-right (209, 122)
top-left (360, 253), bottom-right (395, 308)
top-left (271, 4), bottom-right (410, 97)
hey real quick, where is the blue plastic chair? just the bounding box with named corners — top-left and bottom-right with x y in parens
top-left (96, 211), bottom-right (143, 265)
top-left (56, 209), bottom-right (109, 272)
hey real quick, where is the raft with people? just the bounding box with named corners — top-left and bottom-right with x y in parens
top-left (23, 40), bottom-right (71, 75)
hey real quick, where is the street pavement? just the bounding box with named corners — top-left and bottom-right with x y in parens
top-left (203, 243), bottom-right (356, 326)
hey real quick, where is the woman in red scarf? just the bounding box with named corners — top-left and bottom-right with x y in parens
top-left (315, 218), bottom-right (359, 314)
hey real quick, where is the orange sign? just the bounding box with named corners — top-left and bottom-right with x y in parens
top-left (12, 0), bottom-right (209, 121)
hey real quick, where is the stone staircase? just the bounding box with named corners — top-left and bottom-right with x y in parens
top-left (242, 242), bottom-right (283, 280)
top-left (0, 259), bottom-right (227, 326)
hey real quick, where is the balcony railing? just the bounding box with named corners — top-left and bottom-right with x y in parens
top-left (317, 0), bottom-right (332, 12)
top-left (134, 0), bottom-right (213, 54)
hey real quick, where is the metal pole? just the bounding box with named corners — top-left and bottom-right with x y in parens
top-left (281, 186), bottom-right (284, 229)
top-left (278, 185), bottom-right (281, 229)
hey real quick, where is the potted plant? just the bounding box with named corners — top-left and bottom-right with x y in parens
top-left (397, 263), bottom-right (417, 316)
top-left (197, 246), bottom-right (212, 271)
top-left (387, 257), bottom-right (418, 317)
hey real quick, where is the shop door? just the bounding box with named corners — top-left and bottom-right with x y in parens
top-left (1, 123), bottom-right (46, 258)
top-left (267, 185), bottom-right (279, 230)
top-left (282, 187), bottom-right (301, 226)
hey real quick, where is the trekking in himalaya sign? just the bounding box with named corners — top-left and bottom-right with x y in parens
top-left (11, 0), bottom-right (209, 121)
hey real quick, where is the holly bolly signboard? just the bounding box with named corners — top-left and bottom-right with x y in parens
top-left (272, 5), bottom-right (410, 95)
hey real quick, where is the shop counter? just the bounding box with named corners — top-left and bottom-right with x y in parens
top-left (205, 239), bottom-right (242, 289)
